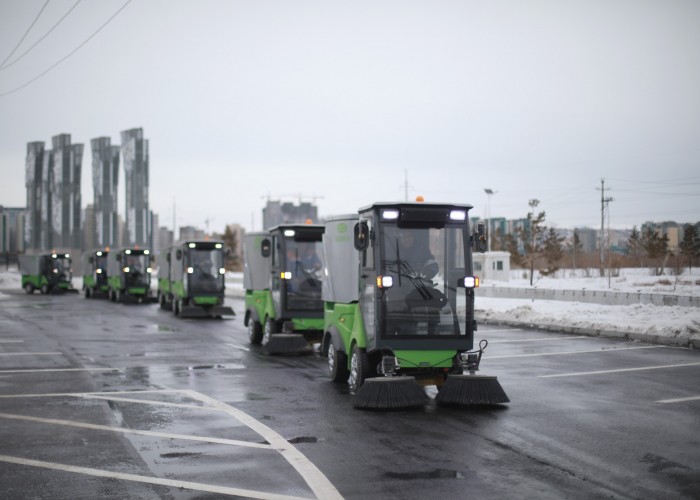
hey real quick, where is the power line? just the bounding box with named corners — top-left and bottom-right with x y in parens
top-left (0, 0), bottom-right (50, 68)
top-left (0, 0), bottom-right (132, 98)
top-left (0, 0), bottom-right (83, 73)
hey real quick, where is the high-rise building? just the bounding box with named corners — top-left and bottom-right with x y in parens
top-left (120, 128), bottom-right (149, 246)
top-left (49, 134), bottom-right (83, 250)
top-left (91, 137), bottom-right (120, 248)
top-left (24, 141), bottom-right (44, 250)
top-left (83, 204), bottom-right (96, 251)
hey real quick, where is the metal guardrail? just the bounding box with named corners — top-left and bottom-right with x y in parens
top-left (476, 286), bottom-right (700, 308)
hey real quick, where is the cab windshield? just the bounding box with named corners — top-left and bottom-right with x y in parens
top-left (124, 253), bottom-right (150, 285)
top-left (379, 224), bottom-right (468, 338)
top-left (51, 256), bottom-right (72, 281)
top-left (187, 248), bottom-right (224, 292)
top-left (284, 240), bottom-right (324, 310)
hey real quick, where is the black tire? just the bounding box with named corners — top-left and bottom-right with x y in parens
top-left (262, 318), bottom-right (277, 346)
top-left (41, 284), bottom-right (49, 295)
top-left (24, 283), bottom-right (34, 294)
top-left (84, 287), bottom-right (91, 299)
top-left (328, 341), bottom-right (349, 383)
top-left (248, 317), bottom-right (263, 344)
top-left (348, 344), bottom-right (370, 395)
top-left (174, 299), bottom-right (180, 316)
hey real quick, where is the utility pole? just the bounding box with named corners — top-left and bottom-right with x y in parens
top-left (597, 179), bottom-right (613, 275)
top-left (173, 197), bottom-right (177, 243)
top-left (528, 198), bottom-right (539, 286)
top-left (404, 169), bottom-right (409, 201)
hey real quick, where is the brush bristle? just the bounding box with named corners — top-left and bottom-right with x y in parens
top-left (353, 376), bottom-right (429, 409)
top-left (436, 375), bottom-right (509, 405)
top-left (263, 334), bottom-right (312, 355)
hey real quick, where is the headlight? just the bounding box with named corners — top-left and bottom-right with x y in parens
top-left (449, 210), bottom-right (466, 221)
top-left (219, 268), bottom-right (226, 275)
top-left (463, 276), bottom-right (479, 288)
top-left (381, 209), bottom-right (399, 220)
top-left (96, 269), bottom-right (102, 274)
top-left (284, 229), bottom-right (296, 237)
top-left (146, 267), bottom-right (152, 273)
top-left (281, 271), bottom-right (292, 280)
top-left (187, 267), bottom-right (194, 274)
top-left (188, 243), bottom-right (196, 248)
top-left (376, 275), bottom-right (393, 288)
top-left (123, 267), bottom-right (130, 273)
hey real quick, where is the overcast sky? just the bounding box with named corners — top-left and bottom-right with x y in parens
top-left (1, 0), bottom-right (698, 234)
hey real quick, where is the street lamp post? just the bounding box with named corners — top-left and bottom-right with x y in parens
top-left (484, 188), bottom-right (495, 252)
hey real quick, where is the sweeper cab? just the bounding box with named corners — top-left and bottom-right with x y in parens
top-left (243, 224), bottom-right (325, 354)
top-left (321, 202), bottom-right (509, 409)
top-left (81, 249), bottom-right (109, 298)
top-left (106, 247), bottom-right (154, 303)
top-left (159, 240), bottom-right (234, 318)
top-left (19, 253), bottom-right (77, 294)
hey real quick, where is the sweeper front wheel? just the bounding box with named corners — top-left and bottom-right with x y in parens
top-left (327, 342), bottom-right (349, 383)
top-left (248, 319), bottom-right (263, 345)
top-left (348, 345), bottom-right (370, 395)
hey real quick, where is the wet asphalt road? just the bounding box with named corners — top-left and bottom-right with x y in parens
top-left (0, 289), bottom-right (699, 499)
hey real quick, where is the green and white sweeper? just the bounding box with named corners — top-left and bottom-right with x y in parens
top-left (81, 249), bottom-right (109, 298)
top-left (243, 223), bottom-right (325, 354)
top-left (158, 240), bottom-right (234, 318)
top-left (321, 201), bottom-right (509, 409)
top-left (19, 253), bottom-right (76, 294)
top-left (106, 247), bottom-right (153, 303)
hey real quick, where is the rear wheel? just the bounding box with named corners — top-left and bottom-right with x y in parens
top-left (41, 284), bottom-right (49, 295)
top-left (248, 318), bottom-right (263, 344)
top-left (174, 299), bottom-right (181, 316)
top-left (24, 283), bottom-right (34, 294)
top-left (84, 286), bottom-right (91, 299)
top-left (348, 344), bottom-right (370, 395)
top-left (328, 342), bottom-right (349, 383)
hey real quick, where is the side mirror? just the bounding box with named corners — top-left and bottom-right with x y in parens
top-left (261, 238), bottom-right (271, 258)
top-left (176, 249), bottom-right (182, 260)
top-left (88, 256), bottom-right (94, 264)
top-left (472, 222), bottom-right (487, 253)
top-left (354, 222), bottom-right (369, 251)
top-left (166, 253), bottom-right (171, 263)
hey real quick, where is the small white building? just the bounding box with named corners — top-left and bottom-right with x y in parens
top-left (472, 251), bottom-right (510, 282)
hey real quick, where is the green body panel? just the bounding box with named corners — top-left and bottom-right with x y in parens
top-left (107, 276), bottom-right (121, 291)
top-left (98, 284), bottom-right (109, 292)
top-left (84, 275), bottom-right (96, 288)
top-left (291, 317), bottom-right (324, 331)
top-left (245, 289), bottom-right (274, 323)
top-left (193, 295), bottom-right (220, 305)
top-left (392, 350), bottom-right (457, 369)
top-left (158, 277), bottom-right (171, 295)
top-left (127, 287), bottom-right (148, 296)
top-left (324, 302), bottom-right (367, 351)
top-left (172, 280), bottom-right (186, 300)
top-left (22, 274), bottom-right (46, 289)
top-left (57, 281), bottom-right (72, 290)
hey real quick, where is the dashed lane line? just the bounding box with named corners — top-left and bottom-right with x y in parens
top-left (0, 352), bottom-right (61, 356)
top-left (0, 454), bottom-right (312, 500)
top-left (656, 395), bottom-right (700, 404)
top-left (487, 336), bottom-right (587, 343)
top-left (0, 340), bottom-right (24, 343)
top-left (0, 412), bottom-right (273, 450)
top-left (79, 394), bottom-right (216, 411)
top-left (0, 367), bottom-right (121, 373)
top-left (486, 345), bottom-right (666, 359)
top-left (225, 342), bottom-right (250, 352)
top-left (539, 361), bottom-right (700, 378)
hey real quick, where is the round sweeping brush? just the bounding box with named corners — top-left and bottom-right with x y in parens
top-left (353, 376), bottom-right (430, 410)
top-left (436, 374), bottom-right (510, 406)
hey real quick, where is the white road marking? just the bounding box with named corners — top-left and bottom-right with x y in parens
top-left (225, 342), bottom-right (250, 352)
top-left (186, 390), bottom-right (344, 500)
top-left (0, 352), bottom-right (61, 356)
top-left (487, 336), bottom-right (587, 343)
top-left (656, 395), bottom-right (700, 404)
top-left (0, 454), bottom-right (312, 500)
top-left (0, 389), bottom-right (344, 500)
top-left (0, 367), bottom-right (121, 373)
top-left (540, 361), bottom-right (700, 378)
top-left (478, 328), bottom-right (524, 333)
top-left (0, 412), bottom-right (273, 449)
top-left (0, 340), bottom-right (24, 343)
top-left (487, 345), bottom-right (666, 359)
top-left (0, 389), bottom-right (182, 398)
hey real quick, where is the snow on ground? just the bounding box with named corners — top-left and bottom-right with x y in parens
top-left (1, 267), bottom-right (698, 347)
top-left (477, 268), bottom-right (700, 347)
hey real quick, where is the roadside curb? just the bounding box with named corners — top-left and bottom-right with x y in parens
top-left (476, 316), bottom-right (700, 350)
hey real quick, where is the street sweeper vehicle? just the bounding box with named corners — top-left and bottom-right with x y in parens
top-left (106, 247), bottom-right (153, 303)
top-left (160, 240), bottom-right (234, 318)
top-left (243, 223), bottom-right (325, 354)
top-left (19, 253), bottom-right (76, 294)
top-left (321, 202), bottom-right (509, 409)
top-left (81, 249), bottom-right (109, 298)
